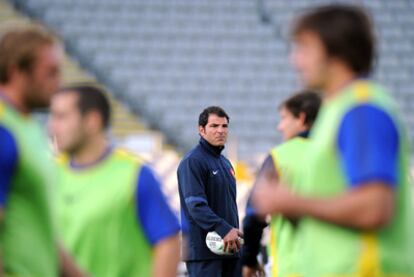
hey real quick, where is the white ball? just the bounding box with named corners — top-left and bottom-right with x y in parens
top-left (205, 231), bottom-right (244, 256)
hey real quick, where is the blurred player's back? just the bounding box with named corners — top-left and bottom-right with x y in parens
top-left (268, 136), bottom-right (309, 277)
top-left (300, 81), bottom-right (414, 275)
top-left (0, 97), bottom-right (58, 275)
top-left (0, 24), bottom-right (62, 276)
top-left (245, 91), bottom-right (321, 277)
top-left (290, 5), bottom-right (414, 276)
top-left (49, 85), bottom-right (181, 277)
top-left (56, 148), bottom-right (154, 276)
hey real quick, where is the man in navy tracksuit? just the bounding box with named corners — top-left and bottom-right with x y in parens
top-left (178, 106), bottom-right (242, 277)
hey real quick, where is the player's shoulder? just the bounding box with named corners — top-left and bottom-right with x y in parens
top-left (220, 154), bottom-right (233, 169)
top-left (282, 136), bottom-right (308, 149)
top-left (0, 100), bottom-right (17, 123)
top-left (0, 101), bottom-right (5, 118)
top-left (112, 147), bottom-right (144, 162)
top-left (180, 145), bottom-right (200, 162)
top-left (0, 124), bottom-right (18, 160)
top-left (111, 147), bottom-right (146, 166)
top-left (0, 100), bottom-right (12, 126)
top-left (272, 137), bottom-right (307, 155)
top-left (179, 147), bottom-right (207, 169)
top-left (54, 152), bottom-right (70, 166)
top-left (0, 123), bottom-right (14, 138)
top-left (348, 80), bottom-right (392, 103)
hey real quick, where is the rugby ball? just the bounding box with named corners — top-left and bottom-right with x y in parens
top-left (205, 231), bottom-right (244, 256)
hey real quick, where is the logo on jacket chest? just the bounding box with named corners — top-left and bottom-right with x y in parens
top-left (210, 167), bottom-right (235, 179)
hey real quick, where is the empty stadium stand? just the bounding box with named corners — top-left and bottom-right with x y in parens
top-left (10, 0), bottom-right (414, 162)
top-left (6, 0), bottom-right (414, 189)
top-left (0, 0), bottom-right (185, 214)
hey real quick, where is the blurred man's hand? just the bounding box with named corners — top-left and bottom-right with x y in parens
top-left (242, 265), bottom-right (265, 277)
top-left (253, 182), bottom-right (297, 217)
top-left (223, 228), bottom-right (243, 252)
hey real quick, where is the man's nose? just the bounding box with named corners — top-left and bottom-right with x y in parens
top-left (277, 123), bottom-right (283, 132)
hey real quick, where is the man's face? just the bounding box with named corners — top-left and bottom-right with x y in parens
top-left (199, 114), bottom-right (229, 147)
top-left (22, 44), bottom-right (62, 110)
top-left (48, 92), bottom-right (87, 154)
top-left (291, 31), bottom-right (329, 91)
top-left (277, 106), bottom-right (306, 141)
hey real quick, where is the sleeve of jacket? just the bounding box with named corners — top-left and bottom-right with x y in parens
top-left (178, 157), bottom-right (233, 238)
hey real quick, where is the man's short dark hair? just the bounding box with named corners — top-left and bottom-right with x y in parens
top-left (198, 106), bottom-right (229, 127)
top-left (60, 84), bottom-right (111, 129)
top-left (292, 4), bottom-right (375, 76)
top-left (280, 90), bottom-right (321, 128)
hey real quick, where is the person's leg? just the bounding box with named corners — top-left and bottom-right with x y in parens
top-left (222, 258), bottom-right (242, 277)
top-left (186, 260), bottom-right (222, 277)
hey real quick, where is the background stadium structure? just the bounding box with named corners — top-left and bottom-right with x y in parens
top-left (10, 0), bottom-right (414, 161)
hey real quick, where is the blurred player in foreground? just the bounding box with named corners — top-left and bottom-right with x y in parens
top-left (242, 91), bottom-right (321, 277)
top-left (0, 24), bottom-right (84, 277)
top-left (254, 4), bottom-right (414, 276)
top-left (49, 84), bottom-right (180, 277)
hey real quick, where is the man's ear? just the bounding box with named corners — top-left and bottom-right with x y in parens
top-left (84, 110), bottom-right (102, 134)
top-left (8, 64), bottom-right (26, 86)
top-left (298, 112), bottom-right (307, 127)
top-left (198, 125), bottom-right (205, 136)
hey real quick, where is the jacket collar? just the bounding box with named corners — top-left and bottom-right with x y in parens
top-left (199, 137), bottom-right (224, 157)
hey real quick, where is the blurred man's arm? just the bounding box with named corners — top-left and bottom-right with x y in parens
top-left (242, 155), bottom-right (274, 275)
top-left (307, 183), bottom-right (394, 229)
top-left (0, 209), bottom-right (3, 277)
top-left (254, 105), bottom-right (398, 231)
top-left (0, 126), bottom-right (19, 277)
top-left (242, 208), bottom-right (267, 277)
top-left (136, 166), bottom-right (181, 276)
top-left (58, 245), bottom-right (87, 277)
top-left (242, 264), bottom-right (265, 277)
top-left (254, 182), bottom-right (393, 230)
top-left (152, 234), bottom-right (180, 277)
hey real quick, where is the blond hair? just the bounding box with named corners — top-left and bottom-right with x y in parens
top-left (0, 23), bottom-right (58, 83)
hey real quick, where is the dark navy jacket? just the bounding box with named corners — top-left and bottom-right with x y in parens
top-left (178, 137), bottom-right (239, 261)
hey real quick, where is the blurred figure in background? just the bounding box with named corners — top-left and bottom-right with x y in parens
top-left (242, 91), bottom-right (321, 277)
top-left (178, 106), bottom-right (242, 277)
top-left (254, 4), bottom-right (414, 277)
top-left (49, 84), bottom-right (180, 277)
top-left (0, 24), bottom-right (83, 277)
